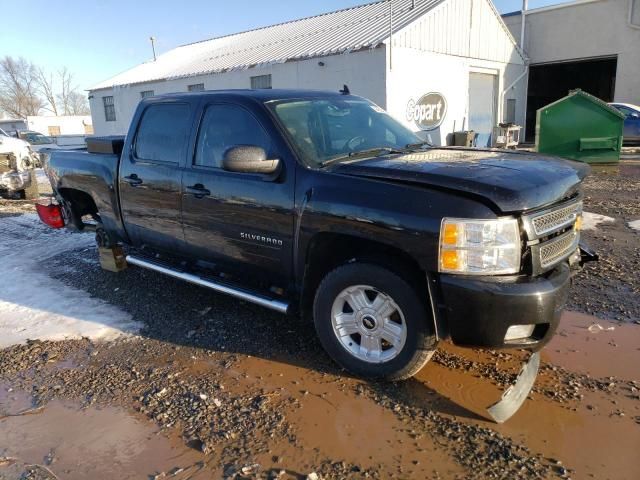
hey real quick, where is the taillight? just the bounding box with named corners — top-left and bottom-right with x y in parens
top-left (36, 202), bottom-right (65, 229)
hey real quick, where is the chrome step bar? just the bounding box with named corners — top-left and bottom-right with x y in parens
top-left (125, 255), bottom-right (289, 314)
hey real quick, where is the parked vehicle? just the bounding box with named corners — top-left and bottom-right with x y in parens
top-left (39, 89), bottom-right (591, 386)
top-left (17, 130), bottom-right (63, 152)
top-left (610, 103), bottom-right (640, 144)
top-left (0, 127), bottom-right (39, 199)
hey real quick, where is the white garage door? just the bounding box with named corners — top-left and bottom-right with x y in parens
top-left (469, 73), bottom-right (497, 147)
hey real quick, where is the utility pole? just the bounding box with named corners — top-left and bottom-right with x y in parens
top-left (150, 36), bottom-right (157, 61)
top-left (389, 0), bottom-right (393, 70)
top-left (520, 0), bottom-right (528, 49)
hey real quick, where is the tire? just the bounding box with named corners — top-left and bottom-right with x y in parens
top-left (313, 262), bottom-right (437, 381)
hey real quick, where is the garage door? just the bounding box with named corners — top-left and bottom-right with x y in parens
top-left (469, 73), bottom-right (497, 148)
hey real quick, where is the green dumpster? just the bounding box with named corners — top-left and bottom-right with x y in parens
top-left (535, 89), bottom-right (625, 164)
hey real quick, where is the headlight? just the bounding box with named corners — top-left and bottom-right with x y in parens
top-left (439, 217), bottom-right (521, 275)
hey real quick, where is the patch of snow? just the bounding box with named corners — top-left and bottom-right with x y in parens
top-left (582, 212), bottom-right (615, 231)
top-left (628, 219), bottom-right (640, 231)
top-left (0, 214), bottom-right (141, 348)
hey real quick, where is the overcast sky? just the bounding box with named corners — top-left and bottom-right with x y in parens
top-left (1, 0), bottom-right (571, 91)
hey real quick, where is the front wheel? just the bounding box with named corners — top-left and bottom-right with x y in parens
top-left (313, 263), bottom-right (437, 381)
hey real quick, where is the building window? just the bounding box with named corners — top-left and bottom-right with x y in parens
top-left (140, 90), bottom-right (155, 98)
top-left (188, 83), bottom-right (205, 92)
top-left (506, 99), bottom-right (516, 124)
top-left (250, 74), bottom-right (272, 89)
top-left (631, 0), bottom-right (640, 26)
top-left (103, 96), bottom-right (116, 122)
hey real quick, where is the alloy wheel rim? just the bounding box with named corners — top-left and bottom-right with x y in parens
top-left (330, 285), bottom-right (407, 364)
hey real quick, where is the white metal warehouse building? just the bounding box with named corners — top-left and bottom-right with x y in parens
top-left (89, 0), bottom-right (528, 146)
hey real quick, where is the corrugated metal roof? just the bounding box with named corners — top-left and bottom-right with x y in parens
top-left (90, 0), bottom-right (446, 90)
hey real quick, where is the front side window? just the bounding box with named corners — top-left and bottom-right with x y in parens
top-left (135, 103), bottom-right (191, 163)
top-left (614, 105), bottom-right (636, 117)
top-left (103, 96), bottom-right (116, 122)
top-left (194, 104), bottom-right (271, 169)
top-left (269, 98), bottom-right (420, 166)
top-left (22, 132), bottom-right (53, 144)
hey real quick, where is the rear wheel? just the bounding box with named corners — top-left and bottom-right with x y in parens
top-left (313, 262), bottom-right (437, 381)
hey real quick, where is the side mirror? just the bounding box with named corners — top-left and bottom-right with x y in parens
top-left (630, 112), bottom-right (640, 119)
top-left (222, 145), bottom-right (281, 175)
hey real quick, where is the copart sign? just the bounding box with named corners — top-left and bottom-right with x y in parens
top-left (406, 93), bottom-right (447, 130)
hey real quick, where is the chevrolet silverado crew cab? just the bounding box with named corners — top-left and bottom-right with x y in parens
top-left (39, 89), bottom-right (590, 382)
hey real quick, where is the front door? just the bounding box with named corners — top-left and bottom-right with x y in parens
top-left (181, 101), bottom-right (295, 283)
top-left (119, 100), bottom-right (194, 252)
top-left (468, 72), bottom-right (497, 147)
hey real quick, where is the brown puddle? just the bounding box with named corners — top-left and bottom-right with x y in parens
top-left (411, 311), bottom-right (640, 480)
top-left (544, 311), bottom-right (640, 379)
top-left (227, 356), bottom-right (466, 478)
top-left (1, 310), bottom-right (638, 479)
top-left (0, 383), bottom-right (205, 480)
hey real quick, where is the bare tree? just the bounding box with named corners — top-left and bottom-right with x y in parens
top-left (56, 67), bottom-right (74, 115)
top-left (66, 90), bottom-right (90, 115)
top-left (35, 67), bottom-right (59, 116)
top-left (0, 56), bottom-right (44, 118)
top-left (0, 57), bottom-right (89, 118)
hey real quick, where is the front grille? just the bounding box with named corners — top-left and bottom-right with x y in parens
top-left (531, 201), bottom-right (582, 237)
top-left (539, 230), bottom-right (579, 269)
top-left (0, 155), bottom-right (12, 172)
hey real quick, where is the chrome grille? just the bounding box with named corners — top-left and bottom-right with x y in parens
top-left (530, 201), bottom-right (582, 237)
top-left (539, 230), bottom-right (579, 269)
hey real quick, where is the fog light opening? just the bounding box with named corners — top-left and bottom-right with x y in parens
top-left (504, 324), bottom-right (536, 341)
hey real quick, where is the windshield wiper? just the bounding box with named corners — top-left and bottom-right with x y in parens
top-left (320, 146), bottom-right (407, 167)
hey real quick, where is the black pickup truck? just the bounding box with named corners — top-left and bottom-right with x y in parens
top-left (39, 89), bottom-right (589, 383)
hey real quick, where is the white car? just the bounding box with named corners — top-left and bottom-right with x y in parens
top-left (0, 127), bottom-right (39, 198)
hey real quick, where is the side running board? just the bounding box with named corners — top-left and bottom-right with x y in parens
top-left (125, 255), bottom-right (289, 314)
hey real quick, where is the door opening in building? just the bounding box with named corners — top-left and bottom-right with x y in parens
top-left (468, 72), bottom-right (497, 147)
top-left (525, 56), bottom-right (617, 141)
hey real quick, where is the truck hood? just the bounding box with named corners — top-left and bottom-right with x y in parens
top-left (331, 148), bottom-right (589, 212)
top-left (0, 135), bottom-right (29, 155)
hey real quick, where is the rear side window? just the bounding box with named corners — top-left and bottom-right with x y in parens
top-left (194, 104), bottom-right (271, 169)
top-left (135, 103), bottom-right (191, 163)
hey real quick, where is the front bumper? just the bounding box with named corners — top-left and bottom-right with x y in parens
top-left (0, 170), bottom-right (32, 192)
top-left (438, 262), bottom-right (570, 350)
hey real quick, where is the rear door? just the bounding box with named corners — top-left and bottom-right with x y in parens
top-left (119, 100), bottom-right (195, 252)
top-left (180, 100), bottom-right (295, 283)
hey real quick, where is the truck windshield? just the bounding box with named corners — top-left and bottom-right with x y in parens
top-left (269, 98), bottom-right (423, 166)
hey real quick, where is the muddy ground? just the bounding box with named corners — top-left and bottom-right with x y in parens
top-left (0, 164), bottom-right (639, 479)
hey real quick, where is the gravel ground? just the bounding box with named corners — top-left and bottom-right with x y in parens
top-left (1, 162), bottom-right (639, 479)
top-left (566, 161), bottom-right (640, 322)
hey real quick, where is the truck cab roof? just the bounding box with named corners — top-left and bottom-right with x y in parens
top-left (148, 88), bottom-right (354, 103)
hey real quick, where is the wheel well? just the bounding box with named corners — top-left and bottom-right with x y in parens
top-left (57, 188), bottom-right (99, 228)
top-left (301, 233), bottom-right (428, 318)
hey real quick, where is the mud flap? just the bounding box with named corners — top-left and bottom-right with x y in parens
top-left (487, 351), bottom-right (540, 423)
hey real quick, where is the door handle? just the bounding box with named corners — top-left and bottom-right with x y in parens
top-left (185, 184), bottom-right (211, 198)
top-left (123, 174), bottom-right (143, 186)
